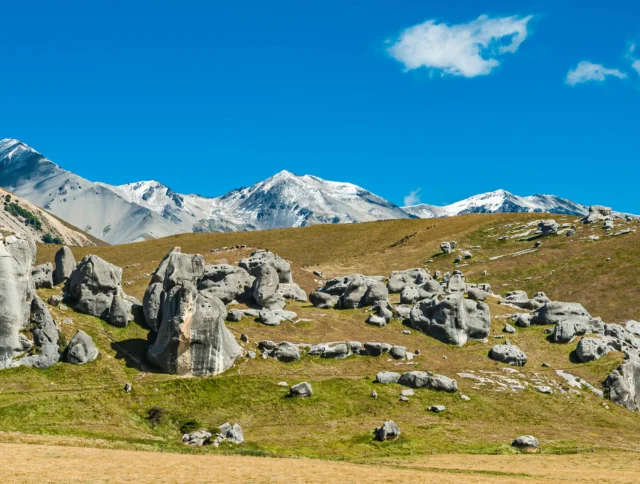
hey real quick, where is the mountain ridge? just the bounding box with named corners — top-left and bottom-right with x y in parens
top-left (0, 138), bottom-right (606, 244)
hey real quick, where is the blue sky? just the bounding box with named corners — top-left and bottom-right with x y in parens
top-left (1, 0), bottom-right (639, 211)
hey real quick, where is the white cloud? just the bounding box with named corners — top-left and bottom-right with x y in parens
top-left (565, 61), bottom-right (627, 86)
top-left (633, 60), bottom-right (640, 75)
top-left (387, 14), bottom-right (533, 78)
top-left (404, 188), bottom-right (421, 206)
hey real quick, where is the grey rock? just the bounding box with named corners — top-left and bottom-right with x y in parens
top-left (410, 293), bottom-right (490, 346)
top-left (218, 422), bottom-right (244, 444)
top-left (394, 304), bottom-right (412, 320)
top-left (124, 382), bottom-right (132, 392)
top-left (0, 234), bottom-right (37, 369)
top-left (289, 381), bottom-right (312, 397)
top-left (161, 248), bottom-right (205, 292)
top-left (514, 313), bottom-right (532, 328)
top-left (53, 246), bottom-right (76, 285)
top-left (64, 330), bottom-right (98, 365)
top-left (32, 263), bottom-right (54, 289)
top-left (259, 309), bottom-right (297, 326)
top-left (68, 255), bottom-right (127, 320)
top-left (539, 219), bottom-right (559, 235)
top-left (512, 435), bottom-right (539, 450)
top-left (604, 356), bottom-right (640, 412)
top-left (143, 282), bottom-right (165, 332)
top-left (252, 264), bottom-right (285, 310)
top-left (246, 351), bottom-right (256, 359)
top-left (389, 346), bottom-right (407, 360)
top-left (376, 371), bottom-right (401, 384)
top-left (240, 333), bottom-right (249, 343)
top-left (321, 343), bottom-right (351, 359)
top-left (182, 430), bottom-right (212, 446)
top-left (309, 290), bottom-right (338, 309)
top-left (388, 268), bottom-right (430, 293)
top-left (429, 405), bottom-right (446, 413)
top-left (366, 301), bottom-right (393, 327)
top-left (200, 269), bottom-right (255, 304)
top-left (532, 301), bottom-right (602, 329)
top-left (14, 296), bottom-right (60, 369)
top-left (447, 273), bottom-right (466, 293)
top-left (463, 251), bottom-right (473, 259)
top-left (47, 295), bottom-right (63, 307)
top-left (364, 342), bottom-right (392, 357)
top-left (109, 293), bottom-right (133, 328)
top-left (339, 275), bottom-right (368, 309)
top-left (398, 371), bottom-right (458, 393)
top-left (239, 250), bottom-right (292, 283)
top-left (400, 285), bottom-right (420, 304)
top-left (576, 337), bottom-right (609, 363)
top-left (147, 283), bottom-right (242, 376)
top-left (374, 420), bottom-right (400, 441)
top-left (460, 394), bottom-right (471, 401)
top-left (566, 229), bottom-right (576, 236)
top-left (440, 241), bottom-right (453, 254)
top-left (274, 341), bottom-right (301, 362)
top-left (467, 287), bottom-right (488, 301)
top-left (362, 280), bottom-right (389, 307)
top-left (277, 283), bottom-right (307, 302)
top-left (489, 343), bottom-right (527, 366)
top-left (504, 323), bottom-right (516, 334)
top-left (535, 385), bottom-right (553, 394)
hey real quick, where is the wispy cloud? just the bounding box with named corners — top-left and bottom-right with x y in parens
top-left (633, 60), bottom-right (640, 75)
top-left (565, 61), bottom-right (627, 86)
top-left (387, 14), bottom-right (533, 78)
top-left (404, 188), bottom-right (422, 206)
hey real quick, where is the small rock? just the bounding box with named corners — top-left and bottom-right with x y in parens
top-left (504, 323), bottom-right (516, 334)
top-left (401, 389), bottom-right (415, 397)
top-left (541, 362), bottom-right (550, 368)
top-left (402, 330), bottom-right (411, 335)
top-left (460, 394), bottom-right (470, 401)
top-left (399, 396), bottom-right (409, 402)
top-left (374, 420), bottom-right (400, 441)
top-left (428, 405), bottom-right (446, 413)
top-left (512, 435), bottom-right (539, 452)
top-left (535, 385), bottom-right (553, 394)
top-left (246, 351), bottom-right (256, 359)
top-left (124, 382), bottom-right (132, 393)
top-left (240, 333), bottom-right (249, 343)
top-left (371, 390), bottom-right (378, 399)
top-left (289, 382), bottom-right (312, 397)
top-left (277, 381), bottom-right (289, 387)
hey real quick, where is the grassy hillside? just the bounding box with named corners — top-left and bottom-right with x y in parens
top-left (4, 212), bottom-right (637, 459)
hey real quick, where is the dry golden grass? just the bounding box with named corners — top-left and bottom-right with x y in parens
top-left (2, 442), bottom-right (639, 483)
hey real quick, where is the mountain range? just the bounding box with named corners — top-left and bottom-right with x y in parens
top-left (0, 139), bottom-right (596, 244)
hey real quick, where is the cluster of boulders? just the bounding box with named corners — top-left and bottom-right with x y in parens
top-left (142, 248), bottom-right (306, 376)
top-left (375, 370), bottom-right (458, 393)
top-left (182, 422), bottom-right (244, 446)
top-left (256, 340), bottom-right (414, 362)
top-left (0, 235), bottom-right (98, 370)
top-left (580, 205), bottom-right (612, 224)
top-left (309, 266), bottom-right (492, 347)
top-left (309, 274), bottom-right (388, 310)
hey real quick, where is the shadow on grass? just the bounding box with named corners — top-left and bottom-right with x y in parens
top-left (111, 338), bottom-right (160, 372)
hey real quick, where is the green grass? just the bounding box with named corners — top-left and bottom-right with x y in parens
top-left (13, 212), bottom-right (640, 459)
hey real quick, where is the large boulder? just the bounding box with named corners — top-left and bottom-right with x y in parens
top-left (53, 246), bottom-right (76, 285)
top-left (239, 250), bottom-right (292, 283)
top-left (147, 283), bottom-right (242, 376)
top-left (374, 420), bottom-right (400, 441)
top-left (446, 273), bottom-right (466, 293)
top-left (274, 341), bottom-right (301, 362)
top-left (388, 268), bottom-right (430, 293)
top-left (67, 255), bottom-right (128, 321)
top-left (13, 296), bottom-right (60, 369)
top-left (277, 283), bottom-right (307, 302)
top-left (410, 293), bottom-right (490, 346)
top-left (161, 249), bottom-right (205, 291)
top-left (532, 301), bottom-right (599, 327)
top-left (199, 269), bottom-right (255, 304)
top-left (64, 330), bottom-right (98, 365)
top-left (440, 241), bottom-right (455, 254)
top-left (576, 337), bottom-right (609, 363)
top-left (512, 435), bottom-right (539, 451)
top-left (398, 371), bottom-right (458, 393)
top-left (339, 275), bottom-right (368, 309)
top-left (289, 382), bottom-right (312, 397)
top-left (0, 234), bottom-right (37, 369)
top-left (376, 371), bottom-right (401, 384)
top-left (252, 264), bottom-right (285, 310)
top-left (142, 282), bottom-right (165, 332)
top-left (309, 290), bottom-right (338, 309)
top-left (489, 343), bottom-right (527, 366)
top-left (32, 263), bottom-right (53, 289)
top-left (538, 219), bottom-right (559, 235)
top-left (581, 205), bottom-right (612, 224)
top-left (603, 356), bottom-right (640, 412)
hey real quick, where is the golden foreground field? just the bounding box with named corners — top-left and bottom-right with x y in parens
top-left (1, 442), bottom-right (639, 483)
top-left (0, 444), bottom-right (640, 484)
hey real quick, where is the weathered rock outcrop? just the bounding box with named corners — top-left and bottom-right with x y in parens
top-left (410, 293), bottom-right (490, 346)
top-left (398, 371), bottom-right (458, 393)
top-left (581, 205), bottom-right (612, 224)
top-left (0, 234), bottom-right (37, 369)
top-left (603, 356), bottom-right (640, 412)
top-left (32, 263), bottom-right (53, 289)
top-left (14, 296), bottom-right (60, 369)
top-left (310, 274), bottom-right (388, 309)
top-left (64, 330), bottom-right (98, 365)
top-left (374, 420), bottom-right (400, 441)
top-left (199, 265), bottom-right (255, 304)
top-left (67, 255), bottom-right (135, 325)
top-left (489, 342), bottom-right (527, 366)
top-left (239, 250), bottom-right (292, 283)
top-left (53, 246), bottom-right (76, 285)
top-left (576, 337), bottom-right (609, 363)
top-left (147, 282), bottom-right (242, 376)
top-left (388, 268), bottom-right (430, 293)
top-left (252, 264), bottom-right (285, 310)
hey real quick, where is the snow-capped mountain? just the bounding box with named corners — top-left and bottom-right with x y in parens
top-left (403, 189), bottom-right (589, 218)
top-left (0, 139), bottom-right (601, 245)
top-left (99, 170), bottom-right (410, 233)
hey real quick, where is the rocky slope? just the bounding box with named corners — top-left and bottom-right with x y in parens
top-left (0, 187), bottom-right (99, 247)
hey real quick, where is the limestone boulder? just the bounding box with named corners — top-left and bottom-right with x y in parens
top-left (410, 293), bottom-right (490, 346)
top-left (239, 250), bottom-right (292, 283)
top-left (53, 246), bottom-right (76, 285)
top-left (64, 330), bottom-right (98, 365)
top-left (147, 283), bottom-right (242, 376)
top-left (32, 263), bottom-right (53, 289)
